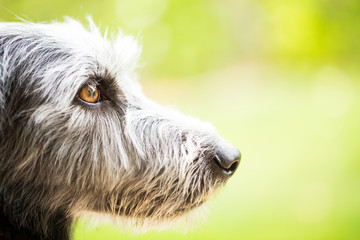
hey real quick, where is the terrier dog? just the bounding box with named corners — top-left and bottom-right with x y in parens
top-left (0, 19), bottom-right (240, 240)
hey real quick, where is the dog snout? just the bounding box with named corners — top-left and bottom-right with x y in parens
top-left (212, 141), bottom-right (241, 177)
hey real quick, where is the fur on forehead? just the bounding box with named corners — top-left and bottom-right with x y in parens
top-left (45, 17), bottom-right (142, 74)
top-left (0, 18), bottom-right (142, 104)
top-left (0, 17), bottom-right (142, 69)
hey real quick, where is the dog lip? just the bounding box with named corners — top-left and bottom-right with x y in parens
top-left (176, 200), bottom-right (205, 214)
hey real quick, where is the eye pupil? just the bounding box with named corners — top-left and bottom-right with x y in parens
top-left (79, 84), bottom-right (100, 103)
top-left (87, 86), bottom-right (96, 97)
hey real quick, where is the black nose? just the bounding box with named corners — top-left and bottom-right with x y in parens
top-left (213, 142), bottom-right (241, 176)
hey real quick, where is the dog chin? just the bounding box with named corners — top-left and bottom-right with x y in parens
top-left (76, 205), bottom-right (208, 234)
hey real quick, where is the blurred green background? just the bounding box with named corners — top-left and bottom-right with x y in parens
top-left (1, 0), bottom-right (360, 239)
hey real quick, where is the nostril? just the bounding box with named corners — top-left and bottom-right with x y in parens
top-left (213, 144), bottom-right (241, 176)
top-left (226, 160), bottom-right (239, 174)
top-left (213, 152), bottom-right (240, 176)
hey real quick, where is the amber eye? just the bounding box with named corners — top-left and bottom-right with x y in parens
top-left (79, 84), bottom-right (100, 103)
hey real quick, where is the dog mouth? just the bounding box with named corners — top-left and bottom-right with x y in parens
top-left (103, 152), bottom-right (229, 219)
top-left (107, 174), bottom-right (217, 219)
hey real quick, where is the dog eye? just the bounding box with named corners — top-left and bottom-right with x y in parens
top-left (79, 84), bottom-right (100, 103)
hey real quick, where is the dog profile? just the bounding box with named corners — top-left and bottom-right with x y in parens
top-left (0, 19), bottom-right (240, 240)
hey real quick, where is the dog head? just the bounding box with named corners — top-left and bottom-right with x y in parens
top-left (0, 19), bottom-right (240, 235)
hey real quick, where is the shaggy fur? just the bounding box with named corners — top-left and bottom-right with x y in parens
top-left (0, 19), bottom-right (240, 240)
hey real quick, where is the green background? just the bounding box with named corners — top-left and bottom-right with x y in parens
top-left (1, 0), bottom-right (360, 239)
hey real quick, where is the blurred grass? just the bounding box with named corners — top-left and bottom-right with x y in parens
top-left (1, 0), bottom-right (360, 239)
top-left (1, 0), bottom-right (360, 77)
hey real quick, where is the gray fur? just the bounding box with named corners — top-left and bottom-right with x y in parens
top-left (0, 19), bottom-right (239, 240)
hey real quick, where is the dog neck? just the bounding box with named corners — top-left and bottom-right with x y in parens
top-left (0, 211), bottom-right (36, 240)
top-left (0, 208), bottom-right (70, 240)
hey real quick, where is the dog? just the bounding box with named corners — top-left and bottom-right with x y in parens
top-left (0, 19), bottom-right (240, 240)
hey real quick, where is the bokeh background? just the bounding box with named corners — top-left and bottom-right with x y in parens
top-left (1, 0), bottom-right (360, 239)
